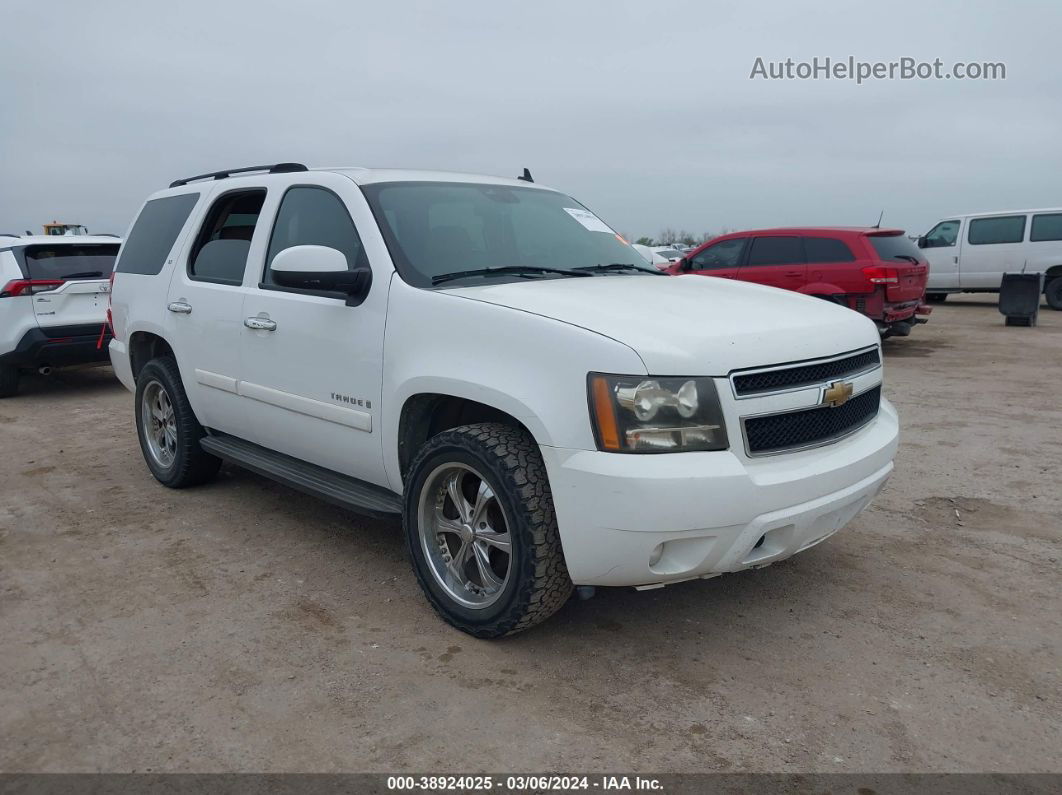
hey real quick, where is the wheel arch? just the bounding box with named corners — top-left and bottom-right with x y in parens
top-left (128, 330), bottom-right (176, 380)
top-left (797, 282), bottom-right (847, 299)
top-left (396, 391), bottom-right (540, 481)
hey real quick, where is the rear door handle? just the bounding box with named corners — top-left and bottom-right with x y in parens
top-left (244, 316), bottom-right (277, 331)
top-left (167, 301), bottom-right (192, 314)
top-left (785, 270), bottom-right (802, 276)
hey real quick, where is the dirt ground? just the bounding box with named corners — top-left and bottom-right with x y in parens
top-left (1, 296), bottom-right (1059, 774)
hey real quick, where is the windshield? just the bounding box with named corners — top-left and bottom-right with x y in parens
top-left (22, 244), bottom-right (120, 280)
top-left (362, 181), bottom-right (649, 287)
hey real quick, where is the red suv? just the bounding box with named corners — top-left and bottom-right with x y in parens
top-left (668, 227), bottom-right (932, 337)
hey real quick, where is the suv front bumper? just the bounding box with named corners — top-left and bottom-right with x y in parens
top-left (540, 399), bottom-right (898, 587)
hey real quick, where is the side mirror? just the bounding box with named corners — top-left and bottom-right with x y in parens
top-left (270, 245), bottom-right (372, 306)
top-left (916, 236), bottom-right (928, 249)
top-left (678, 257), bottom-right (691, 271)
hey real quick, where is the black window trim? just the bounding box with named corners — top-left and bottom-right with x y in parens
top-left (966, 214), bottom-right (1027, 246)
top-left (256, 183), bottom-right (368, 301)
top-left (741, 235), bottom-right (806, 267)
top-left (186, 187), bottom-right (268, 287)
top-left (1030, 212), bottom-right (1062, 243)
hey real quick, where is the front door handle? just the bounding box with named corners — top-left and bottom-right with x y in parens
top-left (167, 301), bottom-right (192, 314)
top-left (785, 270), bottom-right (802, 276)
top-left (244, 316), bottom-right (277, 331)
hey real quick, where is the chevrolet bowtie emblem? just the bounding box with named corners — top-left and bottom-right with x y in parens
top-left (823, 380), bottom-right (854, 407)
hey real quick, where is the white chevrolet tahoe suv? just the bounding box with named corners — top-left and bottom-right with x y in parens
top-left (109, 163), bottom-right (898, 637)
top-left (1, 234), bottom-right (121, 396)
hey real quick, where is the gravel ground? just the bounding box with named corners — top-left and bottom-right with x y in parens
top-left (1, 295), bottom-right (1059, 774)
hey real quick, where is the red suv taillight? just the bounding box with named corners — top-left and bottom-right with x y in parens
top-left (0, 279), bottom-right (64, 297)
top-left (862, 266), bottom-right (899, 285)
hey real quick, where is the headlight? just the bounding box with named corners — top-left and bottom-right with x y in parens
top-left (588, 373), bottom-right (728, 453)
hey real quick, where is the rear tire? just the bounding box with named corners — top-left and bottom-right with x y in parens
top-left (404, 422), bottom-right (573, 638)
top-left (926, 293), bottom-right (948, 303)
top-left (1045, 277), bottom-right (1062, 311)
top-left (134, 357), bottom-right (221, 488)
top-left (0, 364), bottom-right (18, 398)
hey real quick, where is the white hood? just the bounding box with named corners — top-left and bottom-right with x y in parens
top-left (445, 274), bottom-right (880, 375)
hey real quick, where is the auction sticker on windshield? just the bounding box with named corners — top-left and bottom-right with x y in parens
top-left (563, 207), bottom-right (614, 233)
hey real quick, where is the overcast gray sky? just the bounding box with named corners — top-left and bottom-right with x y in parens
top-left (2, 0), bottom-right (1059, 240)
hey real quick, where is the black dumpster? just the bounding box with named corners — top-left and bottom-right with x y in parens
top-left (999, 273), bottom-right (1043, 327)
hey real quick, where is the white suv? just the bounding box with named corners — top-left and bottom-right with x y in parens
top-left (109, 163), bottom-right (898, 637)
top-left (1, 234), bottom-right (121, 396)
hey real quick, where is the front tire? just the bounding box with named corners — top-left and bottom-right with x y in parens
top-left (134, 357), bottom-right (221, 488)
top-left (404, 423), bottom-right (573, 638)
top-left (0, 364), bottom-right (18, 398)
top-left (1045, 276), bottom-right (1062, 311)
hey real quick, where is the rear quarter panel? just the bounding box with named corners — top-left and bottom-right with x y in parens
top-left (0, 249), bottom-right (38, 355)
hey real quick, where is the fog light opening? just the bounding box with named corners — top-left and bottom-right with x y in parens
top-left (753, 534), bottom-right (766, 550)
top-left (648, 544), bottom-right (664, 567)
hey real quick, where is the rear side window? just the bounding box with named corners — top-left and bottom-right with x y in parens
top-left (804, 237), bottom-right (855, 263)
top-left (746, 236), bottom-right (803, 266)
top-left (867, 234), bottom-right (923, 262)
top-left (1030, 213), bottom-right (1062, 242)
top-left (23, 244), bottom-right (120, 281)
top-left (189, 190), bottom-right (266, 284)
top-left (967, 215), bottom-right (1026, 245)
top-left (116, 193), bottom-right (200, 275)
top-left (264, 187), bottom-right (365, 287)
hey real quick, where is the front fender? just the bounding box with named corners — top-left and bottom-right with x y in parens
top-left (381, 280), bottom-right (645, 491)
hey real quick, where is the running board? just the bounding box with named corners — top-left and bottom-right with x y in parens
top-left (200, 433), bottom-right (402, 518)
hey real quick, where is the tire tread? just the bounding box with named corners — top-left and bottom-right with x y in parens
top-left (404, 422), bottom-right (573, 638)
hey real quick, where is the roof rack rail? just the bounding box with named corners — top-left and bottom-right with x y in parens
top-left (169, 162), bottom-right (308, 188)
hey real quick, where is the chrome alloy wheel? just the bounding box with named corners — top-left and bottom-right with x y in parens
top-left (417, 462), bottom-right (513, 609)
top-left (141, 379), bottom-right (177, 469)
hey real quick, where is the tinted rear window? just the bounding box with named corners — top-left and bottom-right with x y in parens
top-left (1030, 213), bottom-right (1062, 242)
top-left (23, 244), bottom-right (120, 281)
top-left (804, 237), bottom-right (855, 263)
top-left (867, 234), bottom-right (922, 262)
top-left (116, 193), bottom-right (200, 275)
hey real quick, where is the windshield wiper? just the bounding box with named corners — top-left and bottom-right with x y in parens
top-left (891, 255), bottom-right (920, 264)
top-left (575, 262), bottom-right (668, 275)
top-left (59, 270), bottom-right (104, 279)
top-left (431, 265), bottom-right (592, 286)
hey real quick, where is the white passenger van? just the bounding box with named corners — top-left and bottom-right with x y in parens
top-left (918, 209), bottom-right (1062, 309)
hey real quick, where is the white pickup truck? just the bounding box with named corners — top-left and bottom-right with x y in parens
top-left (108, 163), bottom-right (898, 637)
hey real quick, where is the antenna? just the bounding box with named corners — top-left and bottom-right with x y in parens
top-left (517, 168), bottom-right (534, 183)
top-left (874, 209), bottom-right (884, 228)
